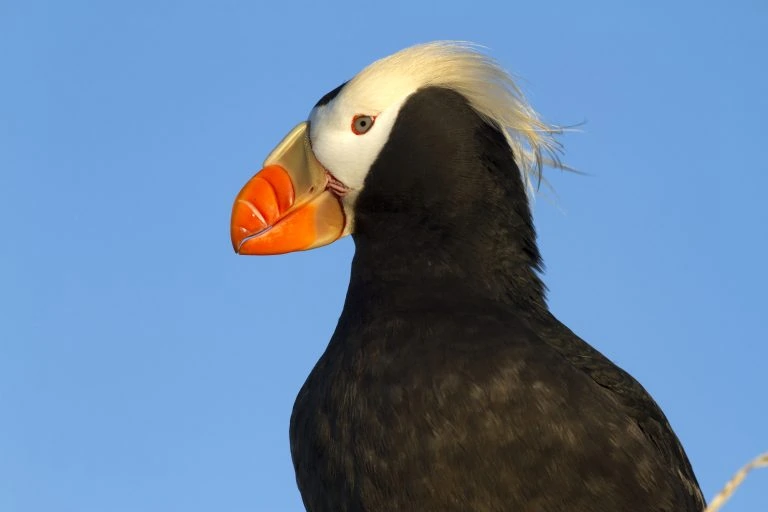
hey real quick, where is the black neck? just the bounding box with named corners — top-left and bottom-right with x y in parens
top-left (345, 87), bottom-right (546, 315)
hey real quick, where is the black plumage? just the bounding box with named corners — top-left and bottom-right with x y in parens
top-left (289, 87), bottom-right (704, 511)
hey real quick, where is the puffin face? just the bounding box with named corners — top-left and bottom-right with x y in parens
top-left (230, 42), bottom-right (562, 255)
top-left (230, 79), bottom-right (415, 255)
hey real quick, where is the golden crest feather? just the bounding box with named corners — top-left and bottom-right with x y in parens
top-left (347, 41), bottom-right (566, 195)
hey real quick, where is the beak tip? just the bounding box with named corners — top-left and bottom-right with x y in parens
top-left (231, 234), bottom-right (245, 255)
top-left (230, 227), bottom-right (244, 255)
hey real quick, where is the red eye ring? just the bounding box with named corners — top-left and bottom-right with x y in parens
top-left (351, 114), bottom-right (376, 135)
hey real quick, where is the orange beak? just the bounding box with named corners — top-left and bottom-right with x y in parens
top-left (231, 123), bottom-right (346, 255)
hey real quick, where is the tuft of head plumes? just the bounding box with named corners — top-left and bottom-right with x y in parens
top-left (347, 41), bottom-right (566, 195)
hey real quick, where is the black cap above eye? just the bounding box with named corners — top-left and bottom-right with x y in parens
top-left (315, 81), bottom-right (348, 107)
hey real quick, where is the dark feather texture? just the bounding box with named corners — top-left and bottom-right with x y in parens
top-left (290, 87), bottom-right (704, 511)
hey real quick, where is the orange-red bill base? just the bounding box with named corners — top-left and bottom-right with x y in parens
top-left (231, 165), bottom-right (346, 255)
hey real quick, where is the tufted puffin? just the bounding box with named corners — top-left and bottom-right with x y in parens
top-left (230, 42), bottom-right (705, 511)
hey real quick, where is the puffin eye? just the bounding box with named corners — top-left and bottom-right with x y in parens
top-left (351, 115), bottom-right (375, 135)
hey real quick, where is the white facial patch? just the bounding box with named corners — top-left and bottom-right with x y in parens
top-left (308, 78), bottom-right (416, 209)
top-left (305, 41), bottom-right (566, 231)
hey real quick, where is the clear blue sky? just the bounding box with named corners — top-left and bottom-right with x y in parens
top-left (1, 1), bottom-right (766, 511)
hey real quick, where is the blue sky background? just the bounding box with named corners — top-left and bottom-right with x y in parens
top-left (2, 1), bottom-right (766, 511)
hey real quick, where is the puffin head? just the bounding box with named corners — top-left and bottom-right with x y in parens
top-left (231, 42), bottom-right (563, 256)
